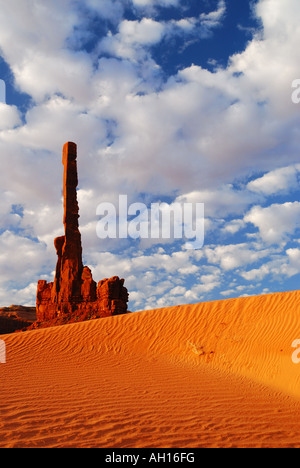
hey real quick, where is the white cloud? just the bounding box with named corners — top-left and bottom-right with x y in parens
top-left (0, 103), bottom-right (21, 129)
top-left (0, 0), bottom-right (299, 197)
top-left (170, 285), bottom-right (186, 296)
top-left (0, 282), bottom-right (38, 307)
top-left (241, 248), bottom-right (300, 282)
top-left (11, 96), bottom-right (106, 153)
top-left (204, 243), bottom-right (271, 271)
top-left (187, 279), bottom-right (221, 297)
top-left (223, 219), bottom-right (246, 235)
top-left (99, 1), bottom-right (226, 61)
top-left (119, 18), bottom-right (165, 46)
top-left (0, 230), bottom-right (52, 302)
top-left (229, 0), bottom-right (300, 119)
top-left (247, 165), bottom-right (300, 195)
top-left (286, 247), bottom-right (300, 266)
top-left (200, 0), bottom-right (226, 27)
top-left (0, 0), bottom-right (78, 73)
top-left (241, 264), bottom-right (270, 282)
top-left (16, 51), bottom-right (94, 104)
top-left (244, 202), bottom-right (300, 244)
top-left (177, 185), bottom-right (255, 218)
top-left (220, 288), bottom-right (237, 297)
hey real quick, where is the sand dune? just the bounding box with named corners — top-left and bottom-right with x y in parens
top-left (1, 290), bottom-right (300, 448)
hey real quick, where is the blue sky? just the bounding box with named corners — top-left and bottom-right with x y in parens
top-left (0, 0), bottom-right (300, 311)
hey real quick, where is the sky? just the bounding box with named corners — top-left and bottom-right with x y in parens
top-left (0, 0), bottom-right (300, 311)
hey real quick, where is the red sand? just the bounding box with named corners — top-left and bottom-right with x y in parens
top-left (1, 290), bottom-right (300, 448)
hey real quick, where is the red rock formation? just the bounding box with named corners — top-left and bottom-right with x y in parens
top-left (81, 267), bottom-right (97, 302)
top-left (97, 277), bottom-right (129, 316)
top-left (36, 142), bottom-right (129, 325)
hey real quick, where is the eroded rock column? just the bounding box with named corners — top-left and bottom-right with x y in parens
top-left (54, 142), bottom-right (83, 305)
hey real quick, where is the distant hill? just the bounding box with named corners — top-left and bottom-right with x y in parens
top-left (0, 305), bottom-right (36, 334)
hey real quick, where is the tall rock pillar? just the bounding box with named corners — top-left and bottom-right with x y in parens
top-left (36, 141), bottom-right (129, 325)
top-left (53, 142), bottom-right (83, 305)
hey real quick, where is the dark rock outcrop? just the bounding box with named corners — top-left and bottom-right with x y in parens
top-left (0, 306), bottom-right (36, 334)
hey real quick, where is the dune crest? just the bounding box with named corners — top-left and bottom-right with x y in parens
top-left (1, 290), bottom-right (300, 448)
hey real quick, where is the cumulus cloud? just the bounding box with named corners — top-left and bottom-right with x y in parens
top-left (222, 219), bottom-right (246, 235)
top-left (0, 103), bottom-right (21, 129)
top-left (229, 0), bottom-right (300, 119)
top-left (244, 202), bottom-right (300, 245)
top-left (176, 185), bottom-right (255, 218)
top-left (0, 230), bottom-right (53, 297)
top-left (99, 1), bottom-right (226, 62)
top-left (14, 51), bottom-right (94, 104)
top-left (99, 18), bottom-right (165, 61)
top-left (247, 165), bottom-right (300, 195)
top-left (241, 247), bottom-right (300, 282)
top-left (0, 0), bottom-right (78, 78)
top-left (204, 243), bottom-right (271, 271)
top-left (200, 0), bottom-right (226, 29)
top-left (120, 18), bottom-right (165, 46)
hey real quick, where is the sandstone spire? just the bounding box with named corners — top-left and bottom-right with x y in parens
top-left (36, 142), bottom-right (129, 325)
top-left (52, 142), bottom-right (83, 305)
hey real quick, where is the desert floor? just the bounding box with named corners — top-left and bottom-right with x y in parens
top-left (1, 290), bottom-right (300, 448)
